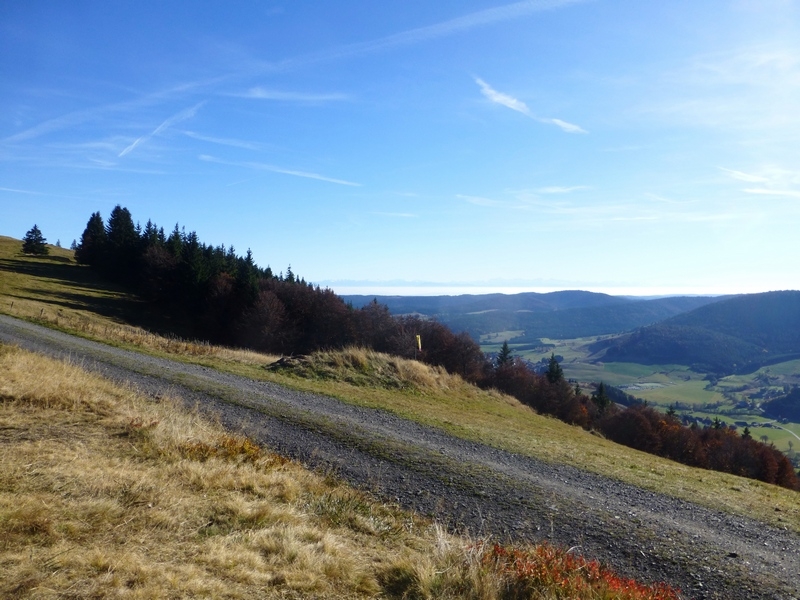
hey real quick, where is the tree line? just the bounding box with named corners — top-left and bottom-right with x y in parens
top-left (73, 206), bottom-right (799, 491)
top-left (73, 206), bottom-right (486, 368)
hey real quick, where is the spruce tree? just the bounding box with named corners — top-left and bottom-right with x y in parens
top-left (76, 212), bottom-right (107, 265)
top-left (22, 225), bottom-right (49, 255)
top-left (546, 353), bottom-right (563, 383)
top-left (592, 381), bottom-right (611, 414)
top-left (496, 340), bottom-right (513, 366)
top-left (104, 205), bottom-right (140, 281)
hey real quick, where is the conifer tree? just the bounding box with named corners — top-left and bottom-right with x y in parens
top-left (22, 225), bottom-right (49, 255)
top-left (76, 212), bottom-right (107, 265)
top-left (592, 381), bottom-right (611, 414)
top-left (105, 205), bottom-right (140, 281)
top-left (496, 340), bottom-right (513, 367)
top-left (546, 353), bottom-right (563, 383)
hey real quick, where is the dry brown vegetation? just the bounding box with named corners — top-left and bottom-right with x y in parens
top-left (0, 344), bottom-right (470, 598)
top-left (0, 345), bottom-right (687, 600)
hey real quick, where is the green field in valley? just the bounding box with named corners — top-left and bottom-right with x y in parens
top-left (482, 333), bottom-right (800, 456)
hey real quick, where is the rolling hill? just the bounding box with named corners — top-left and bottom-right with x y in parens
top-left (343, 291), bottom-right (724, 340)
top-left (598, 290), bottom-right (800, 374)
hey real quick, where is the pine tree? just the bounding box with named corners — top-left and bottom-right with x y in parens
top-left (22, 225), bottom-right (49, 255)
top-left (546, 353), bottom-right (563, 383)
top-left (105, 205), bottom-right (140, 281)
top-left (76, 212), bottom-right (107, 265)
top-left (592, 381), bottom-right (611, 414)
top-left (496, 340), bottom-right (513, 367)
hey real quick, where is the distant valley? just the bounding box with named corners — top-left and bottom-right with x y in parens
top-left (345, 289), bottom-right (800, 461)
top-left (342, 291), bottom-right (725, 340)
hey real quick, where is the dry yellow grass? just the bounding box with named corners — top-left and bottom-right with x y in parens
top-left (0, 344), bottom-right (575, 600)
top-left (0, 345), bottom-right (417, 598)
top-left (1, 345), bottom-right (690, 600)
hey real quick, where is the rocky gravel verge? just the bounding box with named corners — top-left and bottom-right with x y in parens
top-left (2, 314), bottom-right (798, 599)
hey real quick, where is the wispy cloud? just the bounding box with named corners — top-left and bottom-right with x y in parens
top-left (3, 77), bottom-right (225, 145)
top-left (535, 185), bottom-right (589, 194)
top-left (546, 118), bottom-right (586, 133)
top-left (183, 131), bottom-right (263, 150)
top-left (199, 154), bottom-right (361, 186)
top-left (0, 186), bottom-right (86, 200)
top-left (643, 192), bottom-right (692, 205)
top-left (743, 188), bottom-right (800, 198)
top-left (719, 167), bottom-right (768, 182)
top-left (0, 186), bottom-right (41, 195)
top-left (475, 78), bottom-right (530, 115)
top-left (644, 44), bottom-right (800, 131)
top-left (2, 110), bottom-right (95, 144)
top-left (235, 88), bottom-right (349, 102)
top-left (475, 77), bottom-right (587, 133)
top-left (457, 193), bottom-right (502, 206)
top-left (119, 103), bottom-right (204, 157)
top-left (373, 212), bottom-right (417, 218)
top-left (315, 0), bottom-right (588, 62)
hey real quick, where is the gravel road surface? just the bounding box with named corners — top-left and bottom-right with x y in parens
top-left (2, 314), bottom-right (798, 599)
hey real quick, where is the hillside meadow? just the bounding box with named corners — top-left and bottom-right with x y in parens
top-left (1, 235), bottom-right (798, 536)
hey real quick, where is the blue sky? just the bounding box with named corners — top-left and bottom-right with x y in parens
top-left (2, 0), bottom-right (800, 296)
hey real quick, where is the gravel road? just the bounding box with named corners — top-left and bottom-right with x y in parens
top-left (2, 314), bottom-right (798, 600)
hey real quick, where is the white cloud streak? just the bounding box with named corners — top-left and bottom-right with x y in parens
top-left (3, 77), bottom-right (226, 145)
top-left (535, 185), bottom-right (589, 194)
top-left (0, 186), bottom-right (41, 195)
top-left (719, 167), bottom-right (769, 182)
top-left (457, 193), bottom-right (502, 206)
top-left (327, 0), bottom-right (588, 59)
top-left (199, 154), bottom-right (361, 186)
top-left (547, 118), bottom-right (587, 133)
top-left (475, 77), bottom-right (531, 115)
top-left (119, 103), bottom-right (204, 157)
top-left (236, 88), bottom-right (349, 102)
top-left (183, 131), bottom-right (263, 150)
top-left (743, 188), bottom-right (800, 198)
top-left (475, 78), bottom-right (587, 133)
top-left (644, 44), bottom-right (800, 131)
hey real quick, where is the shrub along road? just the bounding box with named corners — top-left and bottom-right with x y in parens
top-left (1, 314), bottom-right (798, 600)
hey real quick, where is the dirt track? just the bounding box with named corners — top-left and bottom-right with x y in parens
top-left (2, 314), bottom-right (798, 600)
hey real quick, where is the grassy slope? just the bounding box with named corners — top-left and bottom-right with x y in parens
top-left (2, 345), bottom-right (687, 599)
top-left (1, 235), bottom-right (798, 538)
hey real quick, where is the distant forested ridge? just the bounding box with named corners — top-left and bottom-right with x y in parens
top-left (599, 291), bottom-right (800, 374)
top-left (763, 387), bottom-right (800, 422)
top-left (343, 293), bottom-right (723, 340)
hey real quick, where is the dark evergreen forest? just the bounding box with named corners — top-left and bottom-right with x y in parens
top-left (74, 206), bottom-right (799, 491)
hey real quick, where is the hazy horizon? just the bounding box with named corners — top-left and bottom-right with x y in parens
top-left (324, 281), bottom-right (779, 298)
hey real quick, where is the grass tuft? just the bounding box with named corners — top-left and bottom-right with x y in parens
top-left (270, 346), bottom-right (464, 392)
